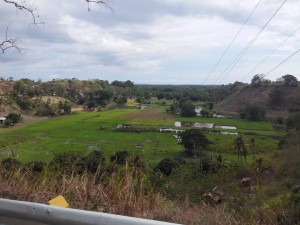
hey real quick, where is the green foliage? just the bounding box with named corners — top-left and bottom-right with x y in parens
top-left (25, 161), bottom-right (45, 173)
top-left (290, 185), bottom-right (300, 223)
top-left (179, 129), bottom-right (210, 156)
top-left (286, 112), bottom-right (300, 132)
top-left (1, 158), bottom-right (21, 171)
top-left (180, 102), bottom-right (196, 117)
top-left (6, 113), bottom-right (21, 125)
top-left (282, 74), bottom-right (298, 86)
top-left (36, 102), bottom-right (56, 116)
top-left (240, 104), bottom-right (266, 121)
top-left (82, 150), bottom-right (105, 173)
top-left (49, 152), bottom-right (84, 174)
top-left (58, 100), bottom-right (72, 114)
top-left (234, 135), bottom-right (247, 161)
top-left (200, 108), bottom-right (210, 117)
top-left (153, 157), bottom-right (186, 176)
top-left (110, 151), bottom-right (130, 165)
top-left (16, 96), bottom-right (32, 111)
top-left (87, 100), bottom-right (97, 109)
top-left (251, 74), bottom-right (263, 86)
top-left (111, 80), bottom-right (134, 88)
top-left (269, 88), bottom-right (284, 106)
top-left (4, 118), bottom-right (13, 127)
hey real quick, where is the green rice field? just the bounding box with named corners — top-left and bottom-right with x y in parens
top-left (0, 106), bottom-right (282, 166)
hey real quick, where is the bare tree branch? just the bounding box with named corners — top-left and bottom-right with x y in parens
top-left (3, 0), bottom-right (43, 27)
top-left (85, 0), bottom-right (113, 12)
top-left (0, 26), bottom-right (21, 53)
top-left (1, 0), bottom-right (111, 53)
top-left (1, 0), bottom-right (44, 53)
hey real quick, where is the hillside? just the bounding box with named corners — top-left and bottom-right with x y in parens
top-left (216, 84), bottom-right (300, 118)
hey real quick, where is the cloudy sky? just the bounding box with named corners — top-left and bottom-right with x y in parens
top-left (1, 0), bottom-right (300, 84)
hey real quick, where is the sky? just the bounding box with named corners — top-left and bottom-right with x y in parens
top-left (1, 0), bottom-right (300, 84)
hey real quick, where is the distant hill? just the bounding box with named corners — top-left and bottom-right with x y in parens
top-left (216, 84), bottom-right (300, 118)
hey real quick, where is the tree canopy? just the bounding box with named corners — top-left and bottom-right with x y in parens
top-left (179, 129), bottom-right (210, 156)
top-left (180, 102), bottom-right (196, 117)
top-left (282, 74), bottom-right (298, 86)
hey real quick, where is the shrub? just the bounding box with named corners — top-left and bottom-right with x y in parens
top-left (110, 151), bottom-right (130, 165)
top-left (269, 88), bottom-right (284, 106)
top-left (1, 158), bottom-right (22, 171)
top-left (49, 152), bottom-right (84, 174)
top-left (82, 150), bottom-right (106, 173)
top-left (286, 112), bottom-right (300, 132)
top-left (179, 129), bottom-right (210, 156)
top-left (241, 104), bottom-right (266, 121)
top-left (180, 102), bottom-right (196, 117)
top-left (25, 161), bottom-right (45, 173)
top-left (153, 157), bottom-right (186, 176)
top-left (6, 113), bottom-right (21, 125)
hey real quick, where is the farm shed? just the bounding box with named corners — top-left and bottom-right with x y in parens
top-left (0, 117), bottom-right (6, 124)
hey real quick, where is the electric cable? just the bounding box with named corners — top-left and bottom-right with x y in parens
top-left (241, 26), bottom-right (300, 82)
top-left (215, 0), bottom-right (288, 84)
top-left (202, 0), bottom-right (263, 84)
top-left (264, 47), bottom-right (300, 77)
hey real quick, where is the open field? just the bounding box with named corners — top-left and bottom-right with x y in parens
top-left (0, 105), bottom-right (282, 166)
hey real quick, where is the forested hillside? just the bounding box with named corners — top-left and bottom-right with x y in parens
top-left (216, 75), bottom-right (300, 118)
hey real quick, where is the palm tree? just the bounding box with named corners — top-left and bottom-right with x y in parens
top-left (234, 135), bottom-right (248, 172)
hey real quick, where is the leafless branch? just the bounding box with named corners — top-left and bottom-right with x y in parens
top-left (1, 0), bottom-right (111, 53)
top-left (3, 0), bottom-right (44, 27)
top-left (85, 0), bottom-right (113, 12)
top-left (0, 26), bottom-right (21, 53)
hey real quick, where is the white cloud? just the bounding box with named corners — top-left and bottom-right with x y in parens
top-left (0, 0), bottom-right (300, 84)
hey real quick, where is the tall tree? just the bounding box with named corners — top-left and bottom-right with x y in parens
top-left (251, 74), bottom-right (264, 86)
top-left (179, 129), bottom-right (210, 172)
top-left (282, 74), bottom-right (298, 86)
top-left (179, 129), bottom-right (210, 156)
top-left (180, 102), bottom-right (196, 117)
top-left (234, 135), bottom-right (248, 173)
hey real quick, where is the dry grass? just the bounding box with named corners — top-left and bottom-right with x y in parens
top-left (0, 164), bottom-right (277, 225)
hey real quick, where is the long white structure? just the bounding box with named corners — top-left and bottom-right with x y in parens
top-left (0, 198), bottom-right (181, 225)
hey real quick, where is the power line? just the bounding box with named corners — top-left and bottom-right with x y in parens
top-left (215, 0), bottom-right (289, 85)
top-left (264, 47), bottom-right (300, 77)
top-left (241, 26), bottom-right (300, 82)
top-left (202, 0), bottom-right (263, 84)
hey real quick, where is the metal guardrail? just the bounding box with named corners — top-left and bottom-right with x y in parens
top-left (0, 198), bottom-right (181, 225)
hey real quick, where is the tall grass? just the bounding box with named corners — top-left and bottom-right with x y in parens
top-left (0, 162), bottom-right (251, 225)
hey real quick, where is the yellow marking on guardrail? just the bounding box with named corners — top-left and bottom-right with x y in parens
top-left (48, 195), bottom-right (69, 208)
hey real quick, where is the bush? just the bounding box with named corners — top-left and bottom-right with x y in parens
top-left (179, 129), bottom-right (210, 156)
top-left (25, 161), bottom-right (45, 172)
top-left (153, 157), bottom-right (186, 176)
top-left (286, 112), bottom-right (300, 131)
top-left (241, 104), bottom-right (266, 121)
top-left (110, 151), bottom-right (130, 165)
top-left (180, 102), bottom-right (196, 117)
top-left (1, 158), bottom-right (22, 171)
top-left (4, 118), bottom-right (13, 127)
top-left (269, 88), bottom-right (284, 106)
top-left (6, 113), bottom-right (21, 125)
top-left (49, 152), bottom-right (84, 174)
top-left (82, 150), bottom-right (106, 173)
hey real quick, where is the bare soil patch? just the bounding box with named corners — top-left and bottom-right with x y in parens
top-left (123, 108), bottom-right (175, 120)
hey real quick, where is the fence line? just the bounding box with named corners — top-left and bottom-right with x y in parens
top-left (0, 198), bottom-right (181, 225)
